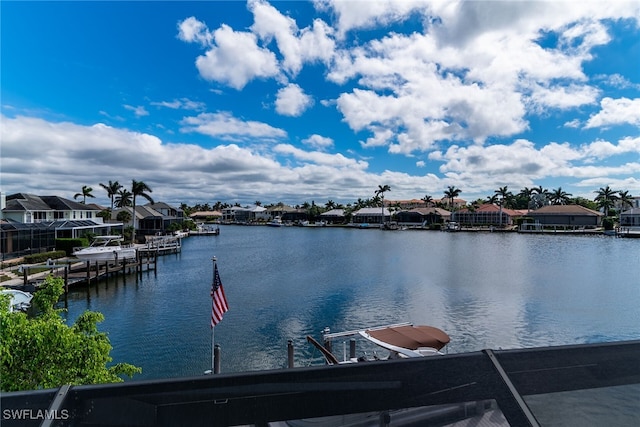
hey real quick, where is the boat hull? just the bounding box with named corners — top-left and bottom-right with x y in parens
top-left (1, 289), bottom-right (33, 312)
top-left (73, 247), bottom-right (137, 262)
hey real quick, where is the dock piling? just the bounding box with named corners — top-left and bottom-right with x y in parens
top-left (287, 340), bottom-right (294, 368)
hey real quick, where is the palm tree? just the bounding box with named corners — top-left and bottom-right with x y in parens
top-left (531, 186), bottom-right (549, 209)
top-left (443, 186), bottom-right (461, 211)
top-left (618, 190), bottom-right (633, 212)
top-left (618, 190), bottom-right (634, 226)
top-left (115, 189), bottom-right (133, 208)
top-left (518, 187), bottom-right (535, 211)
top-left (594, 186), bottom-right (618, 217)
top-left (99, 180), bottom-right (122, 214)
top-left (131, 180), bottom-right (154, 243)
top-left (485, 194), bottom-right (499, 205)
top-left (494, 186), bottom-right (513, 227)
top-left (550, 187), bottom-right (572, 205)
top-left (324, 200), bottom-right (337, 211)
top-left (74, 185), bottom-right (95, 204)
top-left (422, 195), bottom-right (433, 207)
top-left (375, 185), bottom-right (391, 225)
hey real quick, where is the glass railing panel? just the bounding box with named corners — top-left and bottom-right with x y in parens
top-left (524, 383), bottom-right (640, 427)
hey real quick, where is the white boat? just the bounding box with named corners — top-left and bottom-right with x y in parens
top-left (1, 289), bottom-right (33, 312)
top-left (445, 221), bottom-right (461, 231)
top-left (189, 224), bottom-right (220, 235)
top-left (301, 220), bottom-right (326, 227)
top-left (73, 235), bottom-right (137, 262)
top-left (309, 322), bottom-right (450, 364)
top-left (267, 217), bottom-right (283, 227)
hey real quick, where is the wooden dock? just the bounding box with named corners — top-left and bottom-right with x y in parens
top-left (138, 235), bottom-right (182, 256)
top-left (17, 251), bottom-right (160, 292)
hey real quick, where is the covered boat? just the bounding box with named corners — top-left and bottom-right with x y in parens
top-left (310, 322), bottom-right (450, 364)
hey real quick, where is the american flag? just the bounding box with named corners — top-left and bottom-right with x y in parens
top-left (210, 263), bottom-right (229, 328)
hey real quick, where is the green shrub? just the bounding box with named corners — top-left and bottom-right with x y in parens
top-left (602, 217), bottom-right (615, 230)
top-left (23, 251), bottom-right (67, 264)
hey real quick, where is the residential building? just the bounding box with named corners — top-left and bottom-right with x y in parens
top-left (1, 193), bottom-right (124, 259)
top-left (222, 205), bottom-right (269, 223)
top-left (2, 193), bottom-right (101, 223)
top-left (453, 204), bottom-right (521, 226)
top-left (526, 205), bottom-right (603, 227)
top-left (189, 211), bottom-right (223, 221)
top-left (620, 208), bottom-right (640, 227)
top-left (113, 203), bottom-right (184, 236)
top-left (352, 207), bottom-right (391, 225)
top-left (320, 209), bottom-right (346, 224)
top-left (395, 207), bottom-right (450, 226)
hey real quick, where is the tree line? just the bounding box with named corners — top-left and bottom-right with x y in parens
top-left (74, 181), bottom-right (633, 223)
top-left (178, 184), bottom-right (633, 219)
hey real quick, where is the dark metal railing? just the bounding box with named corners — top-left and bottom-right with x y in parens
top-left (1, 340), bottom-right (639, 427)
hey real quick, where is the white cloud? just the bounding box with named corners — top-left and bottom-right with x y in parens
top-left (194, 24), bottom-right (280, 90)
top-left (585, 97), bottom-right (640, 129)
top-left (177, 16), bottom-right (213, 47)
top-left (275, 84), bottom-right (313, 116)
top-left (3, 114), bottom-right (639, 206)
top-left (180, 112), bottom-right (287, 142)
top-left (123, 105), bottom-right (149, 117)
top-left (302, 134), bottom-right (334, 149)
top-left (580, 136), bottom-right (640, 160)
top-left (273, 143), bottom-right (367, 169)
top-left (249, 0), bottom-right (335, 75)
top-left (319, 0), bottom-right (426, 38)
top-left (151, 98), bottom-right (206, 111)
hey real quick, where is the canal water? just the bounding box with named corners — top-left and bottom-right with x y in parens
top-left (60, 226), bottom-right (639, 381)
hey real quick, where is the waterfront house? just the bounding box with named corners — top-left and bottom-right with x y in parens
top-left (222, 205), bottom-right (269, 223)
top-left (320, 209), bottom-right (346, 224)
top-left (189, 211), bottom-right (223, 221)
top-left (1, 193), bottom-right (124, 259)
top-left (435, 197), bottom-right (467, 210)
top-left (395, 207), bottom-right (450, 226)
top-left (526, 205), bottom-right (603, 227)
top-left (385, 199), bottom-right (428, 209)
top-left (2, 193), bottom-right (102, 223)
top-left (266, 204), bottom-right (298, 220)
top-left (453, 204), bottom-right (522, 227)
top-left (620, 207), bottom-right (640, 227)
top-left (281, 208), bottom-right (309, 223)
top-left (352, 207), bottom-right (391, 225)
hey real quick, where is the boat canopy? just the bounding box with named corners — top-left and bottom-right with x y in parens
top-left (365, 325), bottom-right (450, 351)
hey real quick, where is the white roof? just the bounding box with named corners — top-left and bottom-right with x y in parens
top-left (353, 207), bottom-right (391, 216)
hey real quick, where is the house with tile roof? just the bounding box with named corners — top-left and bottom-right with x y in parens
top-left (395, 207), bottom-right (450, 226)
top-left (453, 204), bottom-right (522, 226)
top-left (526, 205), bottom-right (603, 227)
top-left (189, 211), bottom-right (223, 221)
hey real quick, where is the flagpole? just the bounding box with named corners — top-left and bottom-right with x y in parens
top-left (211, 256), bottom-right (216, 373)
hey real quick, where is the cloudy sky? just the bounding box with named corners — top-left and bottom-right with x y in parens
top-left (2, 0), bottom-right (639, 207)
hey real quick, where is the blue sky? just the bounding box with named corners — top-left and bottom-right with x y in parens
top-left (2, 0), bottom-right (639, 207)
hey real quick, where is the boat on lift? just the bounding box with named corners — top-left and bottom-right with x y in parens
top-left (73, 235), bottom-right (137, 262)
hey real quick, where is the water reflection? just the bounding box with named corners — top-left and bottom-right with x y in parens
top-left (59, 226), bottom-right (640, 379)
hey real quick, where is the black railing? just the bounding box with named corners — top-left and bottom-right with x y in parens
top-left (1, 340), bottom-right (639, 426)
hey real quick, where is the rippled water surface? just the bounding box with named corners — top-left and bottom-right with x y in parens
top-left (61, 226), bottom-right (640, 379)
